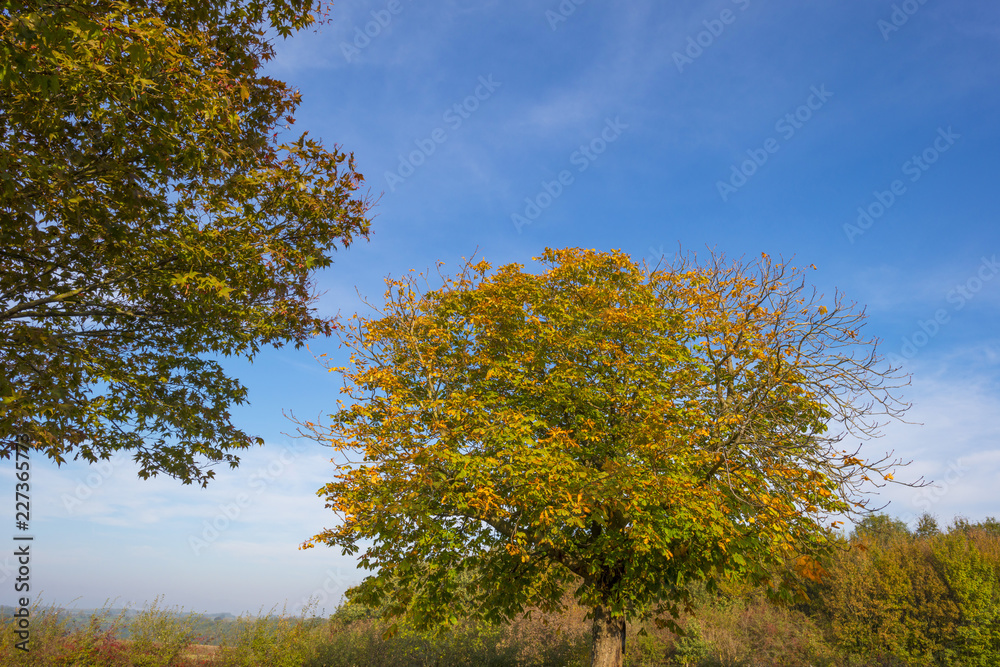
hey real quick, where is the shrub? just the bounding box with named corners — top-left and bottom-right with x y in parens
top-left (127, 596), bottom-right (201, 666)
top-left (210, 607), bottom-right (324, 667)
top-left (0, 600), bottom-right (75, 666)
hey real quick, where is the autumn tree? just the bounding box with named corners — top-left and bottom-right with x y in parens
top-left (0, 0), bottom-right (371, 484)
top-left (299, 248), bottom-right (914, 667)
top-left (820, 514), bottom-right (1000, 665)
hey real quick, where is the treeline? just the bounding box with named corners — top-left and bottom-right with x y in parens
top-left (805, 513), bottom-right (1000, 666)
top-left (668, 513), bottom-right (1000, 666)
top-left (0, 604), bottom-right (244, 644)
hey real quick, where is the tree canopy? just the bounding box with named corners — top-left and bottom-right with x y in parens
top-left (1, 0), bottom-right (371, 484)
top-left (821, 513), bottom-right (1000, 664)
top-left (299, 247), bottom-right (914, 667)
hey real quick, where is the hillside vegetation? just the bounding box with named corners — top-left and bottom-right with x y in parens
top-left (2, 514), bottom-right (998, 666)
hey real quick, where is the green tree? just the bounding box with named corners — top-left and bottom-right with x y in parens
top-left (822, 521), bottom-right (960, 665)
top-left (1, 0), bottom-right (371, 484)
top-left (852, 513), bottom-right (911, 547)
top-left (819, 515), bottom-right (1000, 666)
top-left (934, 525), bottom-right (1000, 666)
top-left (915, 512), bottom-right (941, 539)
top-left (299, 248), bottom-right (914, 667)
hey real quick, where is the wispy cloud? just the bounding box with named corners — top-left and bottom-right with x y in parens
top-left (870, 365), bottom-right (1000, 523)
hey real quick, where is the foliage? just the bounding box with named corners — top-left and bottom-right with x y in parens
top-left (0, 0), bottom-right (371, 484)
top-left (298, 247), bottom-right (912, 666)
top-left (213, 605), bottom-right (324, 667)
top-left (851, 513), bottom-right (911, 545)
top-left (305, 619), bottom-right (526, 667)
top-left (0, 599), bottom-right (133, 667)
top-left (322, 584), bottom-right (590, 666)
top-left (0, 600), bottom-right (73, 666)
top-left (931, 525), bottom-right (1000, 666)
top-left (914, 512), bottom-right (941, 539)
top-left (677, 594), bottom-right (841, 666)
top-left (821, 528), bottom-right (957, 664)
top-left (818, 515), bottom-right (1000, 666)
top-left (2, 540), bottom-right (998, 667)
top-left (126, 596), bottom-right (201, 666)
top-left (670, 620), bottom-right (711, 666)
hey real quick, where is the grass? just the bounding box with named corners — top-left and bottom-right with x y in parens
top-left (0, 596), bottom-right (592, 667)
top-left (0, 591), bottom-right (863, 666)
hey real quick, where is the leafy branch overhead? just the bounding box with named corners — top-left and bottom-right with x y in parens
top-left (0, 0), bottom-right (373, 484)
top-left (298, 247), bottom-right (920, 667)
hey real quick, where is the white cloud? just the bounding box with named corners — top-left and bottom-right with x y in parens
top-left (863, 365), bottom-right (1000, 525)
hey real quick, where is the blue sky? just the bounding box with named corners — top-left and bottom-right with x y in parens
top-left (4, 0), bottom-right (999, 616)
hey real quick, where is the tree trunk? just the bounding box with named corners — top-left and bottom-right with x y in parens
top-left (590, 604), bottom-right (626, 667)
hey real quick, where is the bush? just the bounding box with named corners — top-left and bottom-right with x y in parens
top-left (307, 604), bottom-right (594, 667)
top-left (126, 596), bottom-right (201, 667)
top-left (0, 599), bottom-right (136, 667)
top-left (5, 519), bottom-right (996, 667)
top-left (211, 607), bottom-right (324, 667)
top-left (668, 594), bottom-right (839, 667)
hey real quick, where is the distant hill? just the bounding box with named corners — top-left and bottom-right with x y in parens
top-left (1, 605), bottom-right (247, 645)
top-left (3, 606), bottom-right (237, 619)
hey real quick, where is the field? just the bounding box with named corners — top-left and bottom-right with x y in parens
top-left (0, 586), bottom-right (843, 667)
top-left (2, 516), bottom-right (998, 666)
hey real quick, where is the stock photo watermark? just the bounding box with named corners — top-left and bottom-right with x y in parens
top-left (293, 566), bottom-right (358, 616)
top-left (912, 458), bottom-right (969, 514)
top-left (716, 84), bottom-right (833, 202)
top-left (188, 445), bottom-right (305, 556)
top-left (511, 116), bottom-right (628, 233)
top-left (546, 0), bottom-right (587, 30)
top-left (60, 459), bottom-right (116, 514)
top-left (895, 457), bottom-right (969, 530)
top-left (886, 254), bottom-right (998, 367)
top-left (340, 0), bottom-right (410, 62)
top-left (843, 126), bottom-right (960, 243)
top-left (673, 0), bottom-right (752, 73)
top-left (7, 434), bottom-right (32, 652)
top-left (384, 75), bottom-right (502, 192)
top-left (877, 0), bottom-right (932, 41)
